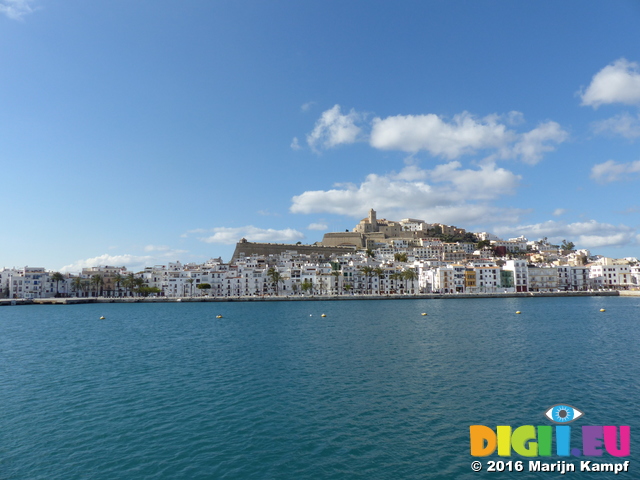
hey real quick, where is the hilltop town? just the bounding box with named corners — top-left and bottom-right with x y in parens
top-left (1, 209), bottom-right (639, 299)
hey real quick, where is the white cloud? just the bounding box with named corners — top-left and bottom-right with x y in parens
top-left (505, 111), bottom-right (525, 126)
top-left (0, 0), bottom-right (36, 19)
top-left (257, 209), bottom-right (281, 216)
top-left (290, 137), bottom-right (302, 150)
top-left (592, 112), bottom-right (640, 139)
top-left (60, 254), bottom-right (154, 274)
top-left (370, 111), bottom-right (513, 158)
top-left (143, 245), bottom-right (187, 255)
top-left (301, 101), bottom-right (316, 112)
top-left (303, 107), bottom-right (566, 163)
top-left (369, 111), bottom-right (566, 164)
top-left (306, 105), bottom-right (363, 151)
top-left (495, 220), bottom-right (638, 249)
top-left (290, 162), bottom-right (523, 226)
top-left (552, 208), bottom-right (567, 216)
top-left (307, 223), bottom-right (328, 231)
top-left (509, 121), bottom-right (568, 165)
top-left (428, 161), bottom-right (521, 200)
top-left (199, 226), bottom-right (305, 244)
top-left (390, 164), bottom-right (427, 181)
top-left (580, 58), bottom-right (640, 108)
top-left (590, 159), bottom-right (640, 183)
top-left (144, 244), bottom-right (170, 252)
top-left (180, 228), bottom-right (208, 238)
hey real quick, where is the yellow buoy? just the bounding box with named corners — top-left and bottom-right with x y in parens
top-left (516, 311), bottom-right (521, 314)
top-left (99, 316), bottom-right (105, 320)
top-left (321, 314), bottom-right (326, 317)
top-left (216, 315), bottom-right (223, 319)
top-left (600, 309), bottom-right (606, 312)
top-left (421, 313), bottom-right (427, 316)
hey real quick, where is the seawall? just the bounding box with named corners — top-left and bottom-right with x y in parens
top-left (0, 290), bottom-right (629, 306)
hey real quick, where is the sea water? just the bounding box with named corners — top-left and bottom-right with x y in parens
top-left (1, 296), bottom-right (638, 479)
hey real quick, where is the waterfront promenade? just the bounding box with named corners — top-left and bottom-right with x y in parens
top-left (2, 290), bottom-right (637, 306)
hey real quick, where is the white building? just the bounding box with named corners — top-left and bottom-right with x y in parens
top-left (503, 260), bottom-right (529, 292)
top-left (589, 262), bottom-right (633, 290)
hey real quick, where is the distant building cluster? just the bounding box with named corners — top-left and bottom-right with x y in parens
top-left (2, 209), bottom-right (639, 299)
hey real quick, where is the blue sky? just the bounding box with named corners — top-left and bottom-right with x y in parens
top-left (2, 0), bottom-right (640, 272)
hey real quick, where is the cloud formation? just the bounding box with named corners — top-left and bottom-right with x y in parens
top-left (60, 245), bottom-right (190, 273)
top-left (60, 254), bottom-right (155, 273)
top-left (301, 101), bottom-right (316, 112)
top-left (580, 58), bottom-right (640, 108)
top-left (307, 223), bottom-right (328, 231)
top-left (590, 159), bottom-right (640, 183)
top-left (592, 112), bottom-right (640, 140)
top-left (495, 220), bottom-right (638, 249)
top-left (370, 112), bottom-right (512, 157)
top-left (199, 226), bottom-right (305, 244)
top-left (143, 245), bottom-right (187, 255)
top-left (291, 162), bottom-right (524, 226)
top-left (307, 106), bottom-right (566, 164)
top-left (508, 121), bottom-right (568, 165)
top-left (306, 104), bottom-right (363, 151)
top-left (290, 137), bottom-right (302, 150)
top-left (0, 0), bottom-right (35, 19)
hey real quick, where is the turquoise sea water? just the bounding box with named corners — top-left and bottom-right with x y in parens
top-left (1, 296), bottom-right (639, 479)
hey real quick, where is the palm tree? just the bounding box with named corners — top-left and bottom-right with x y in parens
top-left (122, 273), bottom-right (136, 297)
top-left (133, 277), bottom-right (145, 296)
top-left (394, 252), bottom-right (408, 263)
top-left (50, 272), bottom-right (65, 297)
top-left (113, 273), bottom-right (124, 297)
top-left (373, 267), bottom-right (384, 294)
top-left (365, 248), bottom-right (376, 259)
top-left (402, 268), bottom-right (418, 294)
top-left (71, 277), bottom-right (84, 297)
top-left (359, 265), bottom-right (374, 294)
top-left (90, 274), bottom-right (104, 297)
top-left (267, 267), bottom-right (283, 296)
top-left (186, 278), bottom-right (195, 297)
top-left (390, 272), bottom-right (403, 293)
top-left (82, 280), bottom-right (90, 296)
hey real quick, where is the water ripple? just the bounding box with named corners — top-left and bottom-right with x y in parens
top-left (1, 298), bottom-right (638, 479)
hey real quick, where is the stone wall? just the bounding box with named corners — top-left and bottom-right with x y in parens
top-left (231, 240), bottom-right (356, 263)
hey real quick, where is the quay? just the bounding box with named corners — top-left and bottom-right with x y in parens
top-left (1, 290), bottom-right (637, 306)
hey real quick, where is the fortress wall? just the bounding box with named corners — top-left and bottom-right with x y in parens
top-left (231, 241), bottom-right (356, 262)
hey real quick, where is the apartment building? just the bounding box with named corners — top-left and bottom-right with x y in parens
top-left (527, 266), bottom-right (559, 292)
top-left (503, 260), bottom-right (529, 292)
top-left (589, 263), bottom-right (632, 289)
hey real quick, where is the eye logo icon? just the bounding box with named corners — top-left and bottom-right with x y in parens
top-left (544, 404), bottom-right (584, 424)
